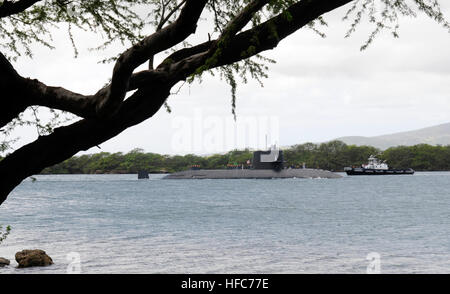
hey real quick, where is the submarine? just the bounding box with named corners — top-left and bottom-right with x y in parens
top-left (163, 146), bottom-right (342, 179)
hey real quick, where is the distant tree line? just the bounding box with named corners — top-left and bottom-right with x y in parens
top-left (10, 142), bottom-right (446, 175)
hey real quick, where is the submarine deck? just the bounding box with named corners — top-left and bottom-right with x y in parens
top-left (163, 169), bottom-right (342, 179)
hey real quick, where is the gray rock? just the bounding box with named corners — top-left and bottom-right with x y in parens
top-left (0, 257), bottom-right (10, 267)
top-left (15, 250), bottom-right (53, 268)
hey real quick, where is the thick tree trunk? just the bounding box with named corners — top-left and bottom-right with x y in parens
top-left (1, 98), bottom-right (29, 129)
top-left (0, 52), bottom-right (29, 128)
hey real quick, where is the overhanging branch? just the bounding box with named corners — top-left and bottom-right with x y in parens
top-left (0, 82), bottom-right (172, 205)
top-left (165, 0), bottom-right (354, 80)
top-left (96, 0), bottom-right (208, 117)
top-left (0, 0), bottom-right (42, 18)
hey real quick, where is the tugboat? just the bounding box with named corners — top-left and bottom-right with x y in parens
top-left (344, 155), bottom-right (414, 176)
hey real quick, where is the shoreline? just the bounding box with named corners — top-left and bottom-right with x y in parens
top-left (37, 169), bottom-right (450, 176)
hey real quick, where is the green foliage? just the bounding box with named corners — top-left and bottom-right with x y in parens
top-left (41, 148), bottom-right (253, 174)
top-left (285, 142), bottom-right (450, 171)
top-left (0, 224), bottom-right (11, 244)
top-left (0, 0), bottom-right (155, 60)
top-left (382, 144), bottom-right (450, 170)
top-left (284, 140), bottom-right (380, 171)
top-left (343, 0), bottom-right (450, 51)
top-left (41, 142), bottom-right (450, 174)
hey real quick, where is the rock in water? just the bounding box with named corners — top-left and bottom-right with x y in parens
top-left (15, 250), bottom-right (53, 268)
top-left (0, 257), bottom-right (10, 267)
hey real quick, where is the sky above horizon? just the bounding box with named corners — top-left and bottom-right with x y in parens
top-left (6, 2), bottom-right (450, 155)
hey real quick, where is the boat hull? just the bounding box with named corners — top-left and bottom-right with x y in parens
top-left (345, 168), bottom-right (414, 176)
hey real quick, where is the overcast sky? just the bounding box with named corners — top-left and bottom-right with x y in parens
top-left (8, 2), bottom-right (450, 155)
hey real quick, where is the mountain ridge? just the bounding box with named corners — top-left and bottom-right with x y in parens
top-left (334, 122), bottom-right (450, 150)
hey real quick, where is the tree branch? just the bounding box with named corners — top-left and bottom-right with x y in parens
top-left (219, 0), bottom-right (270, 39)
top-left (0, 80), bottom-right (173, 205)
top-left (0, 52), bottom-right (170, 129)
top-left (0, 0), bottom-right (206, 127)
top-left (0, 0), bottom-right (42, 18)
top-left (1, 51), bottom-right (30, 127)
top-left (96, 0), bottom-right (208, 118)
top-left (166, 0), bottom-right (354, 80)
top-left (0, 51), bottom-right (96, 128)
top-left (1, 0), bottom-right (353, 130)
top-left (157, 0), bottom-right (187, 32)
top-left (149, 0), bottom-right (188, 69)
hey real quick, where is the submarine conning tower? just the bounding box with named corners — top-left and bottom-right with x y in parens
top-left (252, 147), bottom-right (284, 171)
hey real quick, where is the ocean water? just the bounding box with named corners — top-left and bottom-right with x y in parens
top-left (0, 172), bottom-right (449, 274)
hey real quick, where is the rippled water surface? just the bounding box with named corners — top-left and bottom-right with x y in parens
top-left (1, 173), bottom-right (449, 273)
